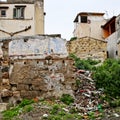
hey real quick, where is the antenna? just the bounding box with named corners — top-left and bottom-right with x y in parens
top-left (105, 10), bottom-right (109, 19)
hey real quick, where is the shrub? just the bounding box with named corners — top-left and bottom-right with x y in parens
top-left (69, 53), bottom-right (100, 70)
top-left (93, 59), bottom-right (120, 101)
top-left (70, 37), bottom-right (77, 41)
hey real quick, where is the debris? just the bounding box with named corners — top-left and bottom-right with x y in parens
top-left (113, 113), bottom-right (119, 117)
top-left (74, 70), bottom-right (105, 114)
top-left (62, 108), bottom-right (69, 112)
top-left (43, 114), bottom-right (48, 118)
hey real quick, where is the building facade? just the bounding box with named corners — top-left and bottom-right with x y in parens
top-left (102, 14), bottom-right (120, 58)
top-left (73, 12), bottom-right (106, 40)
top-left (0, 0), bottom-right (44, 38)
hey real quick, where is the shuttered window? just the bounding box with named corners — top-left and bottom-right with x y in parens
top-left (13, 6), bottom-right (25, 19)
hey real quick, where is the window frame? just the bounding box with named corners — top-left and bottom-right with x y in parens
top-left (0, 7), bottom-right (8, 17)
top-left (0, 9), bottom-right (6, 17)
top-left (13, 6), bottom-right (26, 19)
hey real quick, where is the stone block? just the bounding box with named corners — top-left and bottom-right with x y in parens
top-left (32, 84), bottom-right (48, 91)
top-left (0, 103), bottom-right (8, 112)
top-left (13, 91), bottom-right (20, 97)
top-left (2, 72), bottom-right (9, 79)
top-left (1, 89), bottom-right (13, 97)
top-left (20, 90), bottom-right (39, 98)
top-left (2, 79), bottom-right (9, 85)
top-left (17, 84), bottom-right (29, 90)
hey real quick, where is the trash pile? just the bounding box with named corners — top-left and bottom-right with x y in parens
top-left (74, 70), bottom-right (106, 114)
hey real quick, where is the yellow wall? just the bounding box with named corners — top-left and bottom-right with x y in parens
top-left (34, 1), bottom-right (44, 34)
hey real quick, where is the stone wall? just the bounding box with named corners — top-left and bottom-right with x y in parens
top-left (9, 58), bottom-right (75, 99)
top-left (67, 37), bottom-right (107, 61)
top-left (0, 35), bottom-right (75, 103)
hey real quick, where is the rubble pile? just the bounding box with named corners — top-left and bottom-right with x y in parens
top-left (74, 70), bottom-right (105, 114)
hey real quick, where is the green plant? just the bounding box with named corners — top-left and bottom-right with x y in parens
top-left (58, 109), bottom-right (66, 116)
top-left (23, 105), bottom-right (33, 112)
top-left (48, 115), bottom-right (62, 120)
top-left (50, 104), bottom-right (59, 115)
top-left (19, 99), bottom-right (34, 107)
top-left (76, 79), bottom-right (81, 87)
top-left (70, 37), bottom-right (77, 41)
top-left (69, 107), bottom-right (78, 113)
top-left (2, 99), bottom-right (34, 120)
top-left (69, 54), bottom-right (100, 70)
top-left (60, 94), bottom-right (74, 105)
top-left (93, 59), bottom-right (120, 105)
top-left (88, 112), bottom-right (95, 120)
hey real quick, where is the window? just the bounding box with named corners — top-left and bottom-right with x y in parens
top-left (13, 6), bottom-right (26, 19)
top-left (0, 7), bottom-right (8, 17)
top-left (116, 51), bottom-right (118, 56)
top-left (0, 9), bottom-right (6, 17)
top-left (81, 16), bottom-right (87, 23)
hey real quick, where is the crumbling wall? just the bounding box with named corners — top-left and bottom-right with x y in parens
top-left (9, 58), bottom-right (75, 99)
top-left (67, 37), bottom-right (107, 61)
top-left (0, 35), bottom-right (75, 103)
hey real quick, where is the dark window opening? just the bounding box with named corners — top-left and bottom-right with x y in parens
top-left (116, 51), bottom-right (118, 56)
top-left (81, 16), bottom-right (87, 23)
top-left (107, 51), bottom-right (109, 58)
top-left (0, 10), bottom-right (6, 17)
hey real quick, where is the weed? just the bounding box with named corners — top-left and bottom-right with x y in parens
top-left (50, 104), bottom-right (59, 115)
top-left (2, 99), bottom-right (34, 120)
top-left (60, 94), bottom-right (74, 105)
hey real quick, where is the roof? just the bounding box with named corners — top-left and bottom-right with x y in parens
top-left (74, 12), bottom-right (105, 22)
top-left (0, 0), bottom-right (43, 4)
top-left (68, 36), bottom-right (107, 43)
top-left (101, 16), bottom-right (116, 29)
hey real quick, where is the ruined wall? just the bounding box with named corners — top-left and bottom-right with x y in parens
top-left (9, 36), bottom-right (68, 59)
top-left (9, 58), bottom-right (75, 99)
top-left (67, 37), bottom-right (107, 61)
top-left (0, 35), bottom-right (75, 103)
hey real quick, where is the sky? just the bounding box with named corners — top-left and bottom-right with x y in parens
top-left (0, 0), bottom-right (120, 40)
top-left (44, 0), bottom-right (120, 40)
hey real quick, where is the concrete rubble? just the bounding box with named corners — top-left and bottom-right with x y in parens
top-left (73, 70), bottom-right (108, 116)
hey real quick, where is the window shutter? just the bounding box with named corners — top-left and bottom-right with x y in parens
top-left (21, 7), bottom-right (24, 18)
top-left (13, 8), bottom-right (16, 18)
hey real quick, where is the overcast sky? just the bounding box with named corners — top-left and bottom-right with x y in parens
top-left (45, 0), bottom-right (120, 40)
